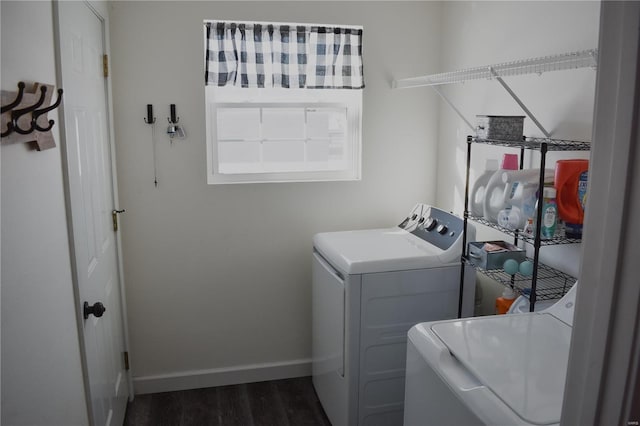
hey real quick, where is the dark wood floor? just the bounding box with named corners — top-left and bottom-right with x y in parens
top-left (124, 376), bottom-right (332, 426)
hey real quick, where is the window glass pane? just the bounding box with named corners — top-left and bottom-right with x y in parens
top-left (328, 139), bottom-right (348, 170)
top-left (217, 108), bottom-right (260, 140)
top-left (262, 108), bottom-right (305, 139)
top-left (307, 108), bottom-right (346, 139)
top-left (307, 139), bottom-right (330, 163)
top-left (218, 140), bottom-right (261, 166)
top-left (263, 140), bottom-right (305, 163)
top-left (329, 139), bottom-right (345, 159)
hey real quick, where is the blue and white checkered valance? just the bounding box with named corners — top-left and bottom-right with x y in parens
top-left (205, 21), bottom-right (364, 89)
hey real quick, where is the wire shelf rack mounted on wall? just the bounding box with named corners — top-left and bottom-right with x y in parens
top-left (392, 49), bottom-right (598, 88)
top-left (392, 49), bottom-right (598, 137)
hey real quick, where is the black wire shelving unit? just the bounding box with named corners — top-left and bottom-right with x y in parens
top-left (459, 136), bottom-right (589, 313)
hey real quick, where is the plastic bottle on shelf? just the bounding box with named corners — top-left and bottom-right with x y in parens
top-left (482, 154), bottom-right (518, 223)
top-left (497, 206), bottom-right (523, 230)
top-left (554, 159), bottom-right (589, 239)
top-left (540, 187), bottom-right (558, 239)
top-left (496, 286), bottom-right (517, 315)
top-left (523, 218), bottom-right (535, 237)
top-left (505, 179), bottom-right (541, 228)
top-left (483, 166), bottom-right (554, 224)
top-left (470, 158), bottom-right (499, 217)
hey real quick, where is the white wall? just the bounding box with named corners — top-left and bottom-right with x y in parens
top-left (108, 1), bottom-right (442, 389)
top-left (0, 1), bottom-right (89, 425)
top-left (434, 1), bottom-right (600, 297)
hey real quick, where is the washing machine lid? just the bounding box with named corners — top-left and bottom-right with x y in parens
top-left (431, 314), bottom-right (571, 425)
top-left (313, 228), bottom-right (446, 274)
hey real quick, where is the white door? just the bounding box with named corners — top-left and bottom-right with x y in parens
top-left (56, 2), bottom-right (129, 425)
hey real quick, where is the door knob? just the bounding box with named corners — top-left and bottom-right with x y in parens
top-left (84, 301), bottom-right (106, 320)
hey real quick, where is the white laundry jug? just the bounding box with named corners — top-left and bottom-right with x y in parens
top-left (483, 168), bottom-right (554, 224)
top-left (470, 159), bottom-right (499, 217)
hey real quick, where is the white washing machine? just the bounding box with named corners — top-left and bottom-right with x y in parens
top-left (312, 205), bottom-right (477, 426)
top-left (403, 284), bottom-right (578, 426)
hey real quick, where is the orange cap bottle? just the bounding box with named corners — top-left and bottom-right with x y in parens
top-left (554, 159), bottom-right (589, 224)
top-left (496, 287), bottom-right (517, 315)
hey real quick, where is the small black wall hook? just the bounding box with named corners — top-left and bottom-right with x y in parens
top-left (1, 82), bottom-right (26, 114)
top-left (166, 104), bottom-right (186, 140)
top-left (11, 86), bottom-right (47, 135)
top-left (32, 88), bottom-right (63, 132)
top-left (168, 104), bottom-right (179, 124)
top-left (0, 124), bottom-right (13, 138)
top-left (144, 104), bottom-right (156, 124)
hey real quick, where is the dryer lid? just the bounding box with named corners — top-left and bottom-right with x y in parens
top-left (313, 228), bottom-right (446, 274)
top-left (431, 314), bottom-right (572, 425)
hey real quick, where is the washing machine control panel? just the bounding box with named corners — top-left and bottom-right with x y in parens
top-left (410, 207), bottom-right (465, 251)
top-left (436, 224), bottom-right (448, 234)
top-left (424, 217), bottom-right (437, 231)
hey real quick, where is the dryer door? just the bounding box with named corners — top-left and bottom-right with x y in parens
top-left (312, 251), bottom-right (347, 426)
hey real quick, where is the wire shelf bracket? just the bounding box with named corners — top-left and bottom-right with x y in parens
top-left (392, 49), bottom-right (598, 136)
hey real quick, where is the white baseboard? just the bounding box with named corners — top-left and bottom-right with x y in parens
top-left (133, 358), bottom-right (312, 395)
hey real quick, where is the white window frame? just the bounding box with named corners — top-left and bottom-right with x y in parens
top-left (205, 87), bottom-right (362, 184)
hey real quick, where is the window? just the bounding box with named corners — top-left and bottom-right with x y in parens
top-left (204, 21), bottom-right (364, 184)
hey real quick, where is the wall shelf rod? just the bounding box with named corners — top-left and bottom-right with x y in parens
top-left (392, 49), bottom-right (598, 89)
top-left (392, 49), bottom-right (597, 138)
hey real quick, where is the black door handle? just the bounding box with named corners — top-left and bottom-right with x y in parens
top-left (84, 301), bottom-right (106, 320)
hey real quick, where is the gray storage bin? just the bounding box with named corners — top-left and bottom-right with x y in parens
top-left (476, 115), bottom-right (525, 140)
top-left (467, 241), bottom-right (526, 270)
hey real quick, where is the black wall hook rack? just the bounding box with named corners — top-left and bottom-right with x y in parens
top-left (1, 81), bottom-right (64, 151)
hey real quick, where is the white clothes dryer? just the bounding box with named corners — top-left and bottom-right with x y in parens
top-left (312, 205), bottom-right (476, 426)
top-left (403, 284), bottom-right (578, 426)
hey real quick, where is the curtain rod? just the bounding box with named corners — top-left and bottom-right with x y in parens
top-left (203, 19), bottom-right (363, 30)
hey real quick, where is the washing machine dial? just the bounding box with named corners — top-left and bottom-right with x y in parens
top-left (424, 217), bottom-right (437, 231)
top-left (437, 224), bottom-right (448, 235)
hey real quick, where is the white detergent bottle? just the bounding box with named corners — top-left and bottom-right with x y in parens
top-left (481, 154), bottom-right (519, 223)
top-left (502, 173), bottom-right (553, 229)
top-left (470, 159), bottom-right (499, 217)
top-left (511, 181), bottom-right (540, 223)
top-left (483, 168), bottom-right (555, 224)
